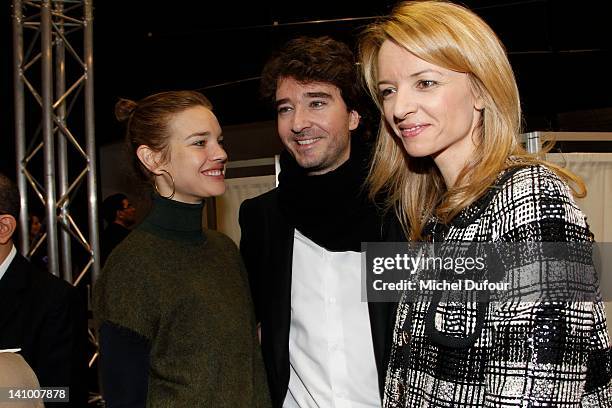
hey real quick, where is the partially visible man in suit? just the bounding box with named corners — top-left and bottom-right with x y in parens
top-left (0, 173), bottom-right (88, 407)
top-left (239, 37), bottom-right (398, 408)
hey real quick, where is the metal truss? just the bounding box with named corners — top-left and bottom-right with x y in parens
top-left (12, 0), bottom-right (101, 404)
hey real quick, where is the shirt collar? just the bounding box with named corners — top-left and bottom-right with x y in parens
top-left (0, 245), bottom-right (17, 282)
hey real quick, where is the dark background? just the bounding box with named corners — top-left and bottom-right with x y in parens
top-left (1, 0), bottom-right (611, 179)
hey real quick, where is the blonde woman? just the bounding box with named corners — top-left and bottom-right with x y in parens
top-left (359, 1), bottom-right (611, 406)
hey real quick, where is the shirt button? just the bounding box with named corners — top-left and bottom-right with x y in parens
top-left (328, 297), bottom-right (336, 304)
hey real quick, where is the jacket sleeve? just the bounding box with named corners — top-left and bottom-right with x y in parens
top-left (484, 170), bottom-right (612, 406)
top-left (35, 282), bottom-right (89, 408)
top-left (99, 321), bottom-right (150, 408)
top-left (239, 198), bottom-right (265, 323)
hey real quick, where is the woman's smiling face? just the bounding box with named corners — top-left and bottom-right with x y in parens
top-left (376, 40), bottom-right (483, 185)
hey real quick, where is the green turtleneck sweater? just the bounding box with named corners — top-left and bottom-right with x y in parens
top-left (94, 196), bottom-right (271, 407)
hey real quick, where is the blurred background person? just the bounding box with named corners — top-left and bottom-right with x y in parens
top-left (28, 212), bottom-right (43, 245)
top-left (27, 212), bottom-right (48, 271)
top-left (100, 192), bottom-right (136, 265)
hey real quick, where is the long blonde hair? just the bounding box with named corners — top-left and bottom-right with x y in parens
top-left (359, 0), bottom-right (584, 240)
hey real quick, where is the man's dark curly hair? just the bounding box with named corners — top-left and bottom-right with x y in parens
top-left (261, 36), bottom-right (361, 112)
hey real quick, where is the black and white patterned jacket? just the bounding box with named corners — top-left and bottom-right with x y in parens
top-left (385, 165), bottom-right (612, 407)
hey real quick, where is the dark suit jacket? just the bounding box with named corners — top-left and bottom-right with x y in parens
top-left (0, 253), bottom-right (88, 407)
top-left (239, 188), bottom-right (398, 407)
top-left (100, 222), bottom-right (131, 266)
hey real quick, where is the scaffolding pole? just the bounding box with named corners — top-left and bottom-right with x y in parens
top-left (12, 0), bottom-right (100, 404)
top-left (41, 0), bottom-right (61, 277)
top-left (12, 0), bottom-right (99, 284)
top-left (84, 0), bottom-right (100, 283)
top-left (54, 0), bottom-right (73, 282)
top-left (12, 0), bottom-right (29, 256)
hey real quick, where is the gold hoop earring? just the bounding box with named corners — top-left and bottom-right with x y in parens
top-left (153, 169), bottom-right (175, 199)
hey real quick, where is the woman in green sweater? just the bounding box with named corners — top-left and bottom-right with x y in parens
top-left (94, 90), bottom-right (271, 407)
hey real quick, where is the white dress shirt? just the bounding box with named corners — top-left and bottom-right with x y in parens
top-left (283, 230), bottom-right (380, 408)
top-left (0, 244), bottom-right (17, 282)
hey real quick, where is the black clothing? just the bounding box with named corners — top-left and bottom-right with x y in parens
top-left (277, 138), bottom-right (381, 252)
top-left (240, 141), bottom-right (402, 407)
top-left (0, 253), bottom-right (89, 407)
top-left (100, 222), bottom-right (130, 265)
top-left (99, 322), bottom-right (150, 407)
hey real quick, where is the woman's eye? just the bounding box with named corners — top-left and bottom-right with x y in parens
top-left (417, 80), bottom-right (438, 89)
top-left (379, 87), bottom-right (396, 99)
top-left (193, 140), bottom-right (206, 147)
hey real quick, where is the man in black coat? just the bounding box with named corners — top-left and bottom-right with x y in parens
top-left (0, 173), bottom-right (88, 407)
top-left (239, 37), bottom-right (399, 408)
top-left (100, 192), bottom-right (136, 265)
